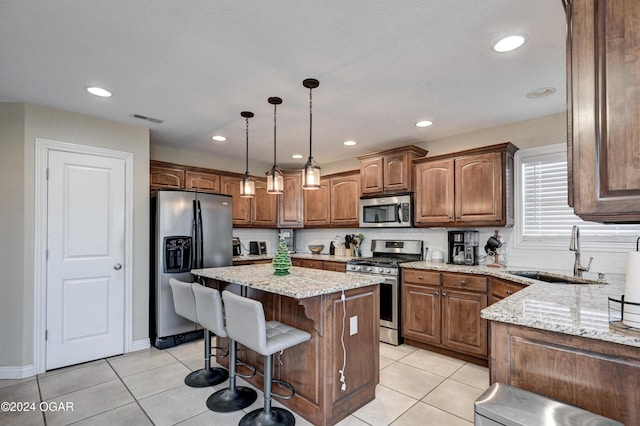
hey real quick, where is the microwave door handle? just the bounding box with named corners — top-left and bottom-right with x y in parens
top-left (397, 204), bottom-right (402, 223)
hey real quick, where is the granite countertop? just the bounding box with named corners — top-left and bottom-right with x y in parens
top-left (400, 261), bottom-right (638, 348)
top-left (233, 254), bottom-right (358, 262)
top-left (192, 264), bottom-right (381, 299)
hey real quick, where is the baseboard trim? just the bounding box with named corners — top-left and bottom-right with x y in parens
top-left (0, 364), bottom-right (35, 380)
top-left (130, 338), bottom-right (150, 353)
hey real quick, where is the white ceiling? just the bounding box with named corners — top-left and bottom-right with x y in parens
top-left (0, 0), bottom-right (566, 171)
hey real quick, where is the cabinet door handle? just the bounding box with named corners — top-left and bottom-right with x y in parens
top-left (460, 280), bottom-right (466, 286)
top-left (456, 215), bottom-right (462, 219)
top-left (418, 276), bottom-right (423, 280)
top-left (434, 291), bottom-right (439, 296)
top-left (442, 291), bottom-right (447, 297)
top-left (506, 290), bottom-right (512, 295)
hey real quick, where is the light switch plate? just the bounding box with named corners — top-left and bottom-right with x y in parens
top-left (350, 315), bottom-right (358, 336)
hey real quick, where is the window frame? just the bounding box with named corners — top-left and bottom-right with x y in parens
top-left (513, 143), bottom-right (640, 252)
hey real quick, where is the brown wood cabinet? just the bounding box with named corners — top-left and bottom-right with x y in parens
top-left (220, 175), bottom-right (251, 226)
top-left (278, 172), bottom-right (304, 228)
top-left (414, 143), bottom-right (517, 227)
top-left (330, 173), bottom-right (360, 226)
top-left (402, 269), bottom-right (488, 361)
top-left (185, 170), bottom-right (220, 192)
top-left (150, 164), bottom-right (185, 190)
top-left (251, 180), bottom-right (278, 227)
top-left (490, 277), bottom-right (526, 305)
top-left (491, 321), bottom-right (639, 424)
top-left (303, 179), bottom-right (330, 226)
top-left (296, 258), bottom-right (324, 270)
top-left (322, 260), bottom-right (347, 273)
top-left (304, 171), bottom-right (360, 227)
top-left (358, 146), bottom-right (427, 195)
top-left (564, 0), bottom-right (640, 223)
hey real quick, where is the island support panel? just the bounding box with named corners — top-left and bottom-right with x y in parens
top-left (206, 279), bottom-right (380, 426)
top-left (490, 321), bottom-right (640, 424)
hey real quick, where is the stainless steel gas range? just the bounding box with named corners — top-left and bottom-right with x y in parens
top-left (346, 239), bottom-right (423, 345)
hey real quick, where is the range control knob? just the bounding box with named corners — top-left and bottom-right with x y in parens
top-left (384, 268), bottom-right (391, 274)
top-left (366, 266), bottom-right (373, 272)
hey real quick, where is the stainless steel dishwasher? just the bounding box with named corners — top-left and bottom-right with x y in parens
top-left (474, 383), bottom-right (622, 426)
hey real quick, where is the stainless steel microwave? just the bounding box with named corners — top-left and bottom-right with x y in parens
top-left (359, 193), bottom-right (413, 227)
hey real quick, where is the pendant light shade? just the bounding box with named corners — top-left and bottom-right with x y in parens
top-left (301, 78), bottom-right (321, 190)
top-left (240, 111), bottom-right (255, 198)
top-left (266, 96), bottom-right (284, 194)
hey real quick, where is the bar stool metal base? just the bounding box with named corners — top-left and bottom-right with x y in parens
top-left (240, 407), bottom-right (295, 426)
top-left (184, 367), bottom-right (228, 388)
top-left (206, 386), bottom-right (257, 412)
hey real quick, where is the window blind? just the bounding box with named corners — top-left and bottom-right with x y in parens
top-left (520, 147), bottom-right (639, 241)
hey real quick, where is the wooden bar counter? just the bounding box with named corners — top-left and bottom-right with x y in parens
top-left (192, 264), bottom-right (381, 426)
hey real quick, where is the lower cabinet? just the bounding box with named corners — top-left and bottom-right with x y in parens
top-left (490, 277), bottom-right (526, 305)
top-left (402, 268), bottom-right (488, 360)
top-left (292, 258), bottom-right (346, 272)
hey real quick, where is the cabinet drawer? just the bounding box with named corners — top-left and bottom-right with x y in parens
top-left (323, 261), bottom-right (346, 273)
top-left (299, 259), bottom-right (324, 269)
top-left (442, 273), bottom-right (487, 292)
top-left (403, 269), bottom-right (441, 286)
top-left (491, 278), bottom-right (525, 299)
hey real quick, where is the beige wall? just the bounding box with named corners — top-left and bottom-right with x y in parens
top-left (420, 112), bottom-right (567, 157)
top-left (0, 104), bottom-right (27, 366)
top-left (0, 103), bottom-right (149, 370)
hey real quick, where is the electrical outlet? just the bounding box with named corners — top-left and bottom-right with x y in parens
top-left (350, 315), bottom-right (358, 336)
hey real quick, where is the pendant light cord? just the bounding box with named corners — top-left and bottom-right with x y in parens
top-left (245, 116), bottom-right (249, 174)
top-left (273, 103), bottom-right (277, 167)
top-left (308, 87), bottom-right (313, 160)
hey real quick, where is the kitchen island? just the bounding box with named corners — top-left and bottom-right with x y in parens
top-left (192, 264), bottom-right (381, 426)
top-left (481, 274), bottom-right (639, 424)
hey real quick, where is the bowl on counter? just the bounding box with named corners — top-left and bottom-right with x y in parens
top-left (308, 244), bottom-right (324, 254)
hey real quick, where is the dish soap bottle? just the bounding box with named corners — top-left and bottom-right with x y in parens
top-left (329, 241), bottom-right (335, 255)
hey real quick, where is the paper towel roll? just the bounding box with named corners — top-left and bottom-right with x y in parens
top-left (623, 251), bottom-right (640, 328)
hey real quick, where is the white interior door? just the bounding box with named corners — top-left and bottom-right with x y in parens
top-left (46, 150), bottom-right (126, 370)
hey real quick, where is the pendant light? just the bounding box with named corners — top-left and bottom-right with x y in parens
top-left (301, 78), bottom-right (321, 190)
top-left (239, 111), bottom-right (255, 198)
top-left (266, 96), bottom-right (284, 194)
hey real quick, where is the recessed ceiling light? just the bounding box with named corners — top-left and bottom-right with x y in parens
top-left (84, 86), bottom-right (112, 97)
top-left (211, 135), bottom-right (227, 141)
top-left (493, 35), bottom-right (527, 53)
top-left (292, 154), bottom-right (303, 159)
top-left (415, 120), bottom-right (433, 128)
top-left (344, 140), bottom-right (357, 146)
top-left (526, 87), bottom-right (556, 99)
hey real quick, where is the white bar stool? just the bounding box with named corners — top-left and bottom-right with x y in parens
top-left (168, 278), bottom-right (228, 387)
top-left (191, 283), bottom-right (258, 412)
top-left (222, 290), bottom-right (311, 426)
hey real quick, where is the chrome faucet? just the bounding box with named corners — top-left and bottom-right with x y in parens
top-left (569, 225), bottom-right (593, 277)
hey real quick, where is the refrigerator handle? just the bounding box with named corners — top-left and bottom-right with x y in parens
top-left (197, 200), bottom-right (204, 268)
top-left (192, 199), bottom-right (199, 268)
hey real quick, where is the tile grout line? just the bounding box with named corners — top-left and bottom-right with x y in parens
top-left (104, 356), bottom-right (157, 425)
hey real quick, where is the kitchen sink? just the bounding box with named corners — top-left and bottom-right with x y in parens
top-left (506, 271), bottom-right (602, 285)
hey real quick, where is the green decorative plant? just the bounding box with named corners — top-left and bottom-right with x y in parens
top-left (272, 238), bottom-right (292, 276)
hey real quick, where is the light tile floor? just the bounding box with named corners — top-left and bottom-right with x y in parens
top-left (0, 341), bottom-right (488, 425)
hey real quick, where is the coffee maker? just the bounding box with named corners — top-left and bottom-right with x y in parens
top-left (447, 230), bottom-right (479, 265)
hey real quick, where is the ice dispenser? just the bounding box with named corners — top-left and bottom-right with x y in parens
top-left (164, 236), bottom-right (192, 273)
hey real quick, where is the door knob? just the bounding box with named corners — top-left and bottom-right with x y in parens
top-left (114, 263), bottom-right (122, 270)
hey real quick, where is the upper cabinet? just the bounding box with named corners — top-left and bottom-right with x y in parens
top-left (185, 170), bottom-right (220, 193)
top-left (220, 175), bottom-right (277, 228)
top-left (150, 164), bottom-right (185, 190)
top-left (414, 143), bottom-right (517, 227)
top-left (304, 171), bottom-right (360, 227)
top-left (278, 172), bottom-right (304, 228)
top-left (564, 0), bottom-right (640, 222)
top-left (358, 146), bottom-right (427, 195)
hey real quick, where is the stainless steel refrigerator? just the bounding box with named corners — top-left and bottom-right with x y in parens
top-left (150, 189), bottom-right (232, 348)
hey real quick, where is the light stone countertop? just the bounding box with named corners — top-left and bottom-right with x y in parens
top-left (233, 254), bottom-right (359, 262)
top-left (192, 263), bottom-right (381, 299)
top-left (400, 261), bottom-right (638, 348)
